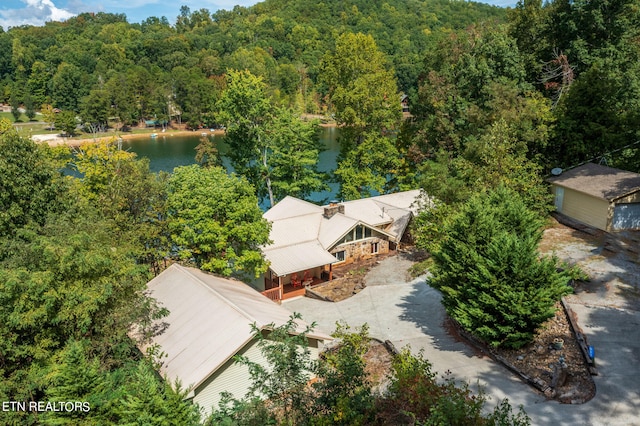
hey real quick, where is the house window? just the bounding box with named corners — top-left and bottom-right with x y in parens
top-left (335, 250), bottom-right (345, 262)
top-left (371, 242), bottom-right (379, 254)
top-left (344, 231), bottom-right (354, 243)
top-left (364, 227), bottom-right (372, 238)
top-left (356, 225), bottom-right (364, 240)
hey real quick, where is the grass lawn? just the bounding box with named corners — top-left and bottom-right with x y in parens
top-left (0, 111), bottom-right (38, 123)
top-left (0, 111), bottom-right (55, 136)
top-left (2, 111), bottom-right (190, 141)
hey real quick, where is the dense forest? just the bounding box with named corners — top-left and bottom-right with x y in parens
top-left (1, 0), bottom-right (639, 423)
top-left (0, 0), bottom-right (502, 128)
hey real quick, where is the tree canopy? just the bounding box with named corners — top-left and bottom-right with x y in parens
top-left (167, 164), bottom-right (271, 278)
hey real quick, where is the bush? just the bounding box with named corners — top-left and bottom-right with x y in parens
top-left (381, 348), bottom-right (530, 426)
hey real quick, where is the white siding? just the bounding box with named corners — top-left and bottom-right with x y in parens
top-left (193, 338), bottom-right (323, 418)
top-left (193, 340), bottom-right (266, 417)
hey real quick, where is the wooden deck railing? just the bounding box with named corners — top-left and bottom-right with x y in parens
top-left (261, 287), bottom-right (281, 302)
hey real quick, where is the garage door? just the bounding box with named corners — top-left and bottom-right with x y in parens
top-left (612, 203), bottom-right (640, 230)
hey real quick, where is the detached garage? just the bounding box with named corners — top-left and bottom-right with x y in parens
top-left (548, 163), bottom-right (640, 232)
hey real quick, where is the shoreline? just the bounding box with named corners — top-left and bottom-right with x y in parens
top-left (32, 119), bottom-right (337, 148)
top-left (33, 129), bottom-right (226, 147)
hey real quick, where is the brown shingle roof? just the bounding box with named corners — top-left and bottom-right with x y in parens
top-left (548, 163), bottom-right (640, 201)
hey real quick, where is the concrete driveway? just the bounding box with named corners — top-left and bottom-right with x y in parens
top-left (284, 254), bottom-right (640, 426)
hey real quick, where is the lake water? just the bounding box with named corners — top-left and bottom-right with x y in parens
top-left (122, 126), bottom-right (341, 204)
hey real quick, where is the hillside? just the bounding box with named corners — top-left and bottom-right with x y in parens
top-left (0, 0), bottom-right (504, 127)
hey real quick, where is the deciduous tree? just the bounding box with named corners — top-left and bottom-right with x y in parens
top-left (167, 165), bottom-right (270, 278)
top-left (320, 32), bottom-right (401, 137)
top-left (0, 133), bottom-right (67, 237)
top-left (218, 70), bottom-right (326, 206)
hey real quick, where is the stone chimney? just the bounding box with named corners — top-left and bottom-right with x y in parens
top-left (323, 202), bottom-right (345, 219)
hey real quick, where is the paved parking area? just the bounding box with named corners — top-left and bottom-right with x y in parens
top-left (284, 253), bottom-right (640, 426)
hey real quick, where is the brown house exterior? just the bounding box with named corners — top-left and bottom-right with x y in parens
top-left (548, 163), bottom-right (640, 232)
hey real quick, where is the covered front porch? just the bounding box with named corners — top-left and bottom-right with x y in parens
top-left (261, 240), bottom-right (338, 302)
top-left (261, 265), bottom-right (334, 302)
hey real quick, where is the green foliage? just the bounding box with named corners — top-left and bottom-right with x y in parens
top-left (210, 318), bottom-right (374, 426)
top-left (508, 0), bottom-right (640, 171)
top-left (550, 55), bottom-right (640, 168)
top-left (383, 348), bottom-right (530, 425)
top-left (218, 70), bottom-right (326, 206)
top-left (0, 214), bottom-right (151, 372)
top-left (320, 32), bottom-right (401, 133)
top-left (235, 314), bottom-right (317, 425)
top-left (0, 130), bottom-right (183, 424)
top-left (430, 186), bottom-right (572, 348)
top-left (263, 108), bottom-right (328, 202)
top-left (0, 0), bottom-right (504, 130)
top-left (217, 69), bottom-right (278, 205)
top-left (80, 87), bottom-right (110, 131)
top-left (10, 96), bottom-right (21, 121)
top-left (54, 110), bottom-right (78, 136)
top-left (195, 136), bottom-right (222, 168)
top-left (0, 132), bottom-right (67, 237)
top-left (403, 23), bottom-right (553, 238)
top-left (311, 323), bottom-right (374, 425)
top-left (0, 117), bottom-right (12, 134)
top-left (41, 103), bottom-right (56, 130)
top-left (167, 165), bottom-right (271, 278)
top-left (43, 342), bottom-right (201, 425)
top-left (24, 95), bottom-right (36, 120)
top-left (385, 348), bottom-right (484, 424)
top-left (334, 130), bottom-right (401, 200)
top-left (73, 141), bottom-right (170, 268)
top-left (210, 319), bottom-right (528, 425)
top-left (413, 199), bottom-right (457, 254)
top-left (116, 361), bottom-right (201, 426)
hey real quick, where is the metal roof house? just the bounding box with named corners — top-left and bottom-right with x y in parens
top-left (548, 163), bottom-right (640, 231)
top-left (260, 190), bottom-right (422, 301)
top-left (141, 263), bottom-right (331, 417)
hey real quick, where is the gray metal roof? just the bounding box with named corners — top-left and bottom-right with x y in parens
top-left (263, 190), bottom-right (422, 275)
top-left (142, 264), bottom-right (330, 393)
top-left (263, 241), bottom-right (339, 276)
top-left (548, 163), bottom-right (640, 201)
top-left (317, 214), bottom-right (358, 248)
top-left (263, 196), bottom-right (322, 221)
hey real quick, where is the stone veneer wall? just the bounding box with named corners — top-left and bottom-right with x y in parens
top-left (330, 237), bottom-right (389, 265)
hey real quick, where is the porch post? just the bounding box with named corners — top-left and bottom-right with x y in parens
top-left (329, 263), bottom-right (333, 281)
top-left (278, 276), bottom-right (283, 299)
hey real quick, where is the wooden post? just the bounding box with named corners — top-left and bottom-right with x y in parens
top-left (329, 263), bottom-right (333, 281)
top-left (278, 276), bottom-right (283, 299)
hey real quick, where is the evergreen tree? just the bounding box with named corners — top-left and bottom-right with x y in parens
top-left (430, 186), bottom-right (572, 349)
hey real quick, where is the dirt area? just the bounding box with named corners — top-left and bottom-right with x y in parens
top-left (541, 215), bottom-right (640, 311)
top-left (486, 303), bottom-right (596, 403)
top-left (364, 340), bottom-right (394, 393)
top-left (308, 253), bottom-right (400, 302)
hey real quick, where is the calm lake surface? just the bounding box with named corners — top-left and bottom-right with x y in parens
top-left (123, 126), bottom-right (341, 204)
